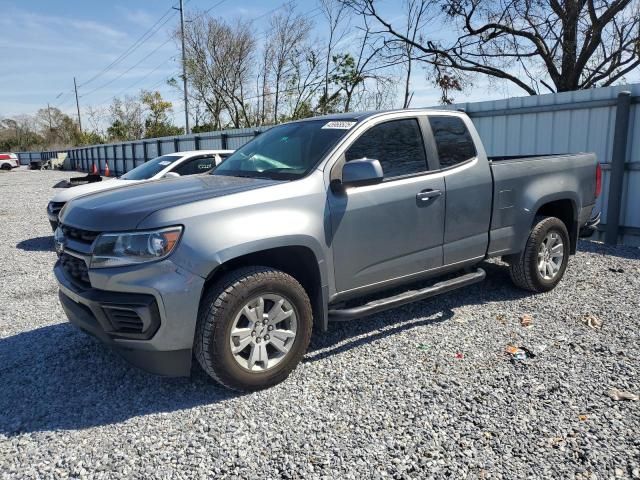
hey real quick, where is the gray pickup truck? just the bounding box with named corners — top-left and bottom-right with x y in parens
top-left (54, 109), bottom-right (600, 391)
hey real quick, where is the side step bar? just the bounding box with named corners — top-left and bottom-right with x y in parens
top-left (328, 268), bottom-right (486, 322)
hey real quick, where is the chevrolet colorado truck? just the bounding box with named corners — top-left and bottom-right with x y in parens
top-left (54, 109), bottom-right (600, 391)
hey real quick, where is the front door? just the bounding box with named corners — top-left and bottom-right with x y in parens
top-left (328, 117), bottom-right (445, 294)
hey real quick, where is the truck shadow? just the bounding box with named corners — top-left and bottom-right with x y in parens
top-left (16, 235), bottom-right (53, 252)
top-left (0, 263), bottom-right (525, 435)
top-left (577, 239), bottom-right (640, 261)
top-left (305, 261), bottom-right (527, 362)
top-left (0, 323), bottom-right (238, 436)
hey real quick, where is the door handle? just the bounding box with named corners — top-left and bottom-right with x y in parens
top-left (416, 189), bottom-right (442, 201)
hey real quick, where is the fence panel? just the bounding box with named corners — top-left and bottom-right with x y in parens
top-left (446, 83), bottom-right (640, 245)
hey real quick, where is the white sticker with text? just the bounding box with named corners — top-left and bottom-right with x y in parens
top-left (321, 121), bottom-right (356, 130)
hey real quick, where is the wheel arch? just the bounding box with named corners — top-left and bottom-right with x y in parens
top-left (201, 244), bottom-right (328, 332)
top-left (533, 197), bottom-right (578, 254)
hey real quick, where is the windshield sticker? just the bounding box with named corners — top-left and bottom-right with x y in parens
top-left (159, 161), bottom-right (171, 166)
top-left (322, 121), bottom-right (356, 130)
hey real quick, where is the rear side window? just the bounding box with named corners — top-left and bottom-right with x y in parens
top-left (173, 156), bottom-right (216, 175)
top-left (429, 116), bottom-right (476, 168)
top-left (345, 119), bottom-right (428, 179)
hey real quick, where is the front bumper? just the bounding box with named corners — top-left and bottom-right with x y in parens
top-left (55, 258), bottom-right (205, 377)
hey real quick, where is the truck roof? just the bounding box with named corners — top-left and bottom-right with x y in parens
top-left (294, 108), bottom-right (462, 124)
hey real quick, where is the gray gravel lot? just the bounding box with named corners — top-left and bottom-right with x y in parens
top-left (1, 168), bottom-right (639, 479)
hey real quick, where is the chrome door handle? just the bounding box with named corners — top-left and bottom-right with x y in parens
top-left (416, 189), bottom-right (442, 201)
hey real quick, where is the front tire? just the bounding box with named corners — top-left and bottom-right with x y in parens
top-left (194, 266), bottom-right (313, 391)
top-left (509, 216), bottom-right (570, 292)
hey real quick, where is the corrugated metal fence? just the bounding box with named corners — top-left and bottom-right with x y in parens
top-left (38, 126), bottom-right (268, 177)
top-left (32, 83), bottom-right (640, 246)
top-left (446, 84), bottom-right (639, 246)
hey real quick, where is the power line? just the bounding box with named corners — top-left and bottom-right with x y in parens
top-left (204, 0), bottom-right (230, 14)
top-left (80, 37), bottom-right (174, 99)
top-left (78, 5), bottom-right (177, 88)
top-left (97, 56), bottom-right (178, 105)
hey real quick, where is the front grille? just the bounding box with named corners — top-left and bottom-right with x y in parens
top-left (60, 253), bottom-right (90, 287)
top-left (61, 225), bottom-right (100, 243)
top-left (103, 307), bottom-right (145, 334)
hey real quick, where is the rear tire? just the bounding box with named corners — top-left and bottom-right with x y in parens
top-left (194, 266), bottom-right (313, 391)
top-left (509, 216), bottom-right (570, 292)
top-left (1, 164), bottom-right (10, 170)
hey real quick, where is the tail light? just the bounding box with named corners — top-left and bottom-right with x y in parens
top-left (595, 163), bottom-right (602, 198)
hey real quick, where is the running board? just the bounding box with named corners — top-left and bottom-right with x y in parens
top-left (328, 268), bottom-right (486, 322)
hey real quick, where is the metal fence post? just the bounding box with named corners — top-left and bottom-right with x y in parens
top-left (112, 145), bottom-right (117, 176)
top-left (194, 135), bottom-right (200, 150)
top-left (220, 133), bottom-right (228, 150)
top-left (133, 143), bottom-right (138, 168)
top-left (157, 139), bottom-right (162, 157)
top-left (143, 141), bottom-right (148, 162)
top-left (605, 91), bottom-right (632, 245)
top-left (173, 137), bottom-right (179, 152)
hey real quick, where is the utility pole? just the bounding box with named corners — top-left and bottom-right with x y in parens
top-left (177, 0), bottom-right (190, 134)
top-left (73, 77), bottom-right (83, 133)
top-left (46, 103), bottom-right (53, 132)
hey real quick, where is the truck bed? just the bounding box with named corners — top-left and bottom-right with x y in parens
top-left (486, 152), bottom-right (598, 257)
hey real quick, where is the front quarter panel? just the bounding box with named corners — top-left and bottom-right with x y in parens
top-left (137, 174), bottom-right (330, 286)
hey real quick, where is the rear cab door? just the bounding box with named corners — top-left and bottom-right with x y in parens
top-left (427, 113), bottom-right (493, 265)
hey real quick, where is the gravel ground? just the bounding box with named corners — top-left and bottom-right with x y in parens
top-left (1, 168), bottom-right (639, 479)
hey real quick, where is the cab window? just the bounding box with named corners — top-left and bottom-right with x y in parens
top-left (345, 119), bottom-right (428, 179)
top-left (429, 116), bottom-right (477, 169)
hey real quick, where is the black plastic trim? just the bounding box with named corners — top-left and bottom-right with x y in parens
top-left (328, 268), bottom-right (486, 321)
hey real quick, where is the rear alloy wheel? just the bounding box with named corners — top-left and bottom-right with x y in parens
top-left (537, 231), bottom-right (564, 280)
top-left (509, 216), bottom-right (570, 292)
top-left (195, 266), bottom-right (312, 391)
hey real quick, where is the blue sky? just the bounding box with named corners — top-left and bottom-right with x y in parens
top-left (2, 0), bottom-right (636, 128)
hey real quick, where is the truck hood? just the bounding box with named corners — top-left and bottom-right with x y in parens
top-left (60, 174), bottom-right (282, 231)
top-left (51, 178), bottom-right (138, 203)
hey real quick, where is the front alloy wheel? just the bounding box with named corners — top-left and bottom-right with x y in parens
top-left (195, 266), bottom-right (312, 391)
top-left (229, 294), bottom-right (298, 371)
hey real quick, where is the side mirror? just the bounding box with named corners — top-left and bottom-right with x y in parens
top-left (340, 158), bottom-right (384, 188)
top-left (164, 171), bottom-right (180, 179)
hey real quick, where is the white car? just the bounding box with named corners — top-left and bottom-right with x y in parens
top-left (47, 149), bottom-right (233, 231)
top-left (0, 153), bottom-right (20, 170)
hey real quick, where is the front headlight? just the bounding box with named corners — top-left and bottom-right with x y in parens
top-left (90, 226), bottom-right (183, 268)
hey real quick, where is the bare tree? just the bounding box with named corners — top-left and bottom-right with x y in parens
top-left (319, 0), bottom-right (351, 112)
top-left (107, 95), bottom-right (144, 141)
top-left (181, 14), bottom-right (256, 128)
top-left (266, 7), bottom-right (313, 122)
top-left (285, 46), bottom-right (325, 119)
top-left (381, 0), bottom-right (433, 107)
top-left (343, 0), bottom-right (640, 95)
top-left (331, 17), bottom-right (390, 111)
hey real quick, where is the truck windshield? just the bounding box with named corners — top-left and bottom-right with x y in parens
top-left (120, 155), bottom-right (182, 180)
top-left (212, 120), bottom-right (354, 180)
